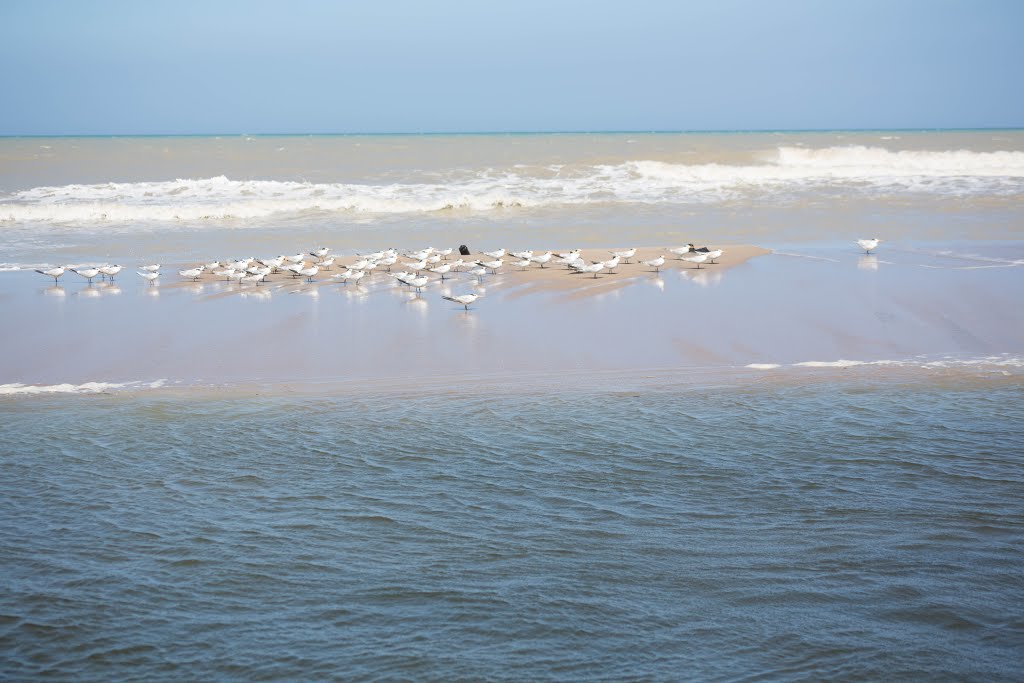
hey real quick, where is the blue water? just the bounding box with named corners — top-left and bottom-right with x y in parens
top-left (2, 380), bottom-right (1022, 680)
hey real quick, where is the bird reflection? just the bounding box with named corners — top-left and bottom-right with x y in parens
top-left (858, 254), bottom-right (879, 271)
top-left (44, 285), bottom-right (66, 297)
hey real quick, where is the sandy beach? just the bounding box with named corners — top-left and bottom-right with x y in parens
top-left (2, 239), bottom-right (1021, 393)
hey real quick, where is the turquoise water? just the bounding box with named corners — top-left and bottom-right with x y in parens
top-left (2, 381), bottom-right (1022, 680)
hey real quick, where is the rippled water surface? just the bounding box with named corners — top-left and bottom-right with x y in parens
top-left (2, 381), bottom-right (1022, 680)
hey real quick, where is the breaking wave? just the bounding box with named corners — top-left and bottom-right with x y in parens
top-left (2, 146), bottom-right (1022, 224)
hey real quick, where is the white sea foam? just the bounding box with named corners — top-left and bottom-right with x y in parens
top-left (0, 379), bottom-right (167, 395)
top-left (746, 364), bottom-right (782, 370)
top-left (2, 147), bottom-right (1021, 224)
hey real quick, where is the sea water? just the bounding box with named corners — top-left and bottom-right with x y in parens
top-left (2, 131), bottom-right (1023, 680)
top-left (1, 382), bottom-right (1022, 680)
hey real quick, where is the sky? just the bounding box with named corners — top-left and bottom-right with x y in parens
top-left (1, 0), bottom-right (1022, 134)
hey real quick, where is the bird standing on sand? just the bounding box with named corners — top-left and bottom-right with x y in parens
top-left (579, 262), bottom-right (605, 278)
top-left (531, 252), bottom-right (553, 268)
top-left (73, 267), bottom-right (101, 283)
top-left (35, 266), bottom-right (65, 284)
top-left (857, 238), bottom-right (881, 254)
top-left (137, 270), bottom-right (159, 285)
top-left (682, 252), bottom-right (709, 269)
top-left (99, 264), bottom-right (122, 280)
top-left (705, 249), bottom-right (723, 263)
top-left (669, 246), bottom-right (693, 259)
top-left (179, 267), bottom-right (203, 281)
top-left (641, 256), bottom-right (665, 272)
top-left (479, 259), bottom-right (503, 274)
top-left (610, 248), bottom-right (636, 263)
top-left (442, 293), bottom-right (479, 310)
top-left (482, 248), bottom-right (506, 259)
top-left (140, 263), bottom-right (161, 272)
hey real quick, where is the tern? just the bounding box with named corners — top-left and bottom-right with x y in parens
top-left (401, 259), bottom-right (427, 271)
top-left (438, 247), bottom-right (454, 259)
top-left (311, 246), bottom-right (330, 258)
top-left (429, 263), bottom-right (452, 279)
top-left (377, 255), bottom-right (398, 270)
top-left (479, 259), bottom-right (503, 274)
top-left (705, 249), bottom-right (723, 263)
top-left (600, 255), bottom-right (620, 273)
top-left (556, 252), bottom-right (582, 268)
top-left (319, 256), bottom-right (335, 270)
top-left (482, 248), bottom-right (506, 259)
top-left (857, 238), bottom-right (881, 254)
top-left (179, 268), bottom-right (203, 281)
top-left (641, 256), bottom-right (665, 272)
top-left (449, 258), bottom-right (466, 270)
top-left (298, 265), bottom-right (320, 282)
top-left (669, 246), bottom-right (693, 259)
top-left (408, 275), bottom-right (428, 292)
top-left (610, 248), bottom-right (636, 263)
top-left (36, 266), bottom-right (66, 284)
top-left (579, 262), bottom-right (604, 278)
top-left (361, 250), bottom-right (385, 261)
top-left (513, 258), bottom-right (532, 271)
top-left (98, 264), bottom-right (122, 280)
top-left (137, 270), bottom-right (159, 285)
top-left (510, 250), bottom-right (534, 260)
top-left (140, 263), bottom-right (161, 272)
top-left (531, 252), bottom-right (553, 268)
top-left (426, 254), bottom-right (442, 265)
top-left (72, 267), bottom-right (101, 283)
top-left (242, 273), bottom-right (265, 286)
top-left (683, 252), bottom-right (708, 268)
top-left (469, 266), bottom-right (487, 279)
top-left (205, 261), bottom-right (222, 271)
top-left (286, 253), bottom-right (305, 264)
top-left (557, 249), bottom-right (580, 259)
top-left (442, 293), bottom-right (479, 310)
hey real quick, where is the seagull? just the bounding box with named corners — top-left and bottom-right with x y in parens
top-left (682, 252), bottom-right (709, 268)
top-left (98, 264), bottom-right (122, 280)
top-left (442, 293), bottom-right (479, 310)
top-left (610, 248), bottom-right (636, 263)
top-left (531, 252), bottom-right (553, 268)
top-left (705, 249), bottom-right (723, 263)
top-left (579, 262), bottom-right (604, 278)
top-left (72, 267), bottom-right (101, 283)
top-left (179, 267), bottom-right (203, 281)
top-left (641, 256), bottom-right (665, 272)
top-left (857, 238), bottom-right (881, 254)
top-left (429, 263), bottom-right (452, 279)
top-left (137, 270), bottom-right (159, 285)
top-left (35, 266), bottom-right (65, 284)
top-left (140, 263), bottom-right (161, 272)
top-left (482, 248), bottom-right (506, 259)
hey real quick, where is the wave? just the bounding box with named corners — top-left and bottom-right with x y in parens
top-left (746, 355), bottom-right (1024, 371)
top-left (0, 379), bottom-right (167, 395)
top-left (2, 146), bottom-right (1022, 224)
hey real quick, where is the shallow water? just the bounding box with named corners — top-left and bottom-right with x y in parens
top-left (1, 382), bottom-right (1022, 680)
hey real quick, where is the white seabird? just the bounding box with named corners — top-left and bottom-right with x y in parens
top-left (429, 263), bottom-right (452, 279)
top-left (137, 270), bottom-right (159, 285)
top-left (640, 256), bottom-right (665, 272)
top-left (482, 248), bottom-right (506, 259)
top-left (442, 293), bottom-right (479, 310)
top-left (705, 249), bottom-right (724, 263)
top-left (610, 248), bottom-right (636, 263)
top-left (36, 266), bottom-right (66, 284)
top-left (531, 252), bottom-right (553, 268)
top-left (579, 262), bottom-right (605, 278)
top-left (857, 238), bottom-right (881, 254)
top-left (98, 264), bottom-right (122, 280)
top-left (179, 267), bottom-right (203, 281)
top-left (682, 252), bottom-right (709, 268)
top-left (140, 263), bottom-right (161, 272)
top-left (72, 267), bottom-right (101, 283)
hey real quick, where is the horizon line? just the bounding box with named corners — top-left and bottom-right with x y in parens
top-left (2, 127), bottom-right (1023, 139)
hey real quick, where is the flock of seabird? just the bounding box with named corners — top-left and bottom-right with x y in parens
top-left (33, 241), bottom-right (880, 308)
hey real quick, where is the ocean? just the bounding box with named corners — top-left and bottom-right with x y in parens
top-left (1, 131), bottom-right (1022, 680)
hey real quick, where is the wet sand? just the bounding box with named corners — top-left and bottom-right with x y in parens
top-left (1, 242), bottom-right (1022, 391)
